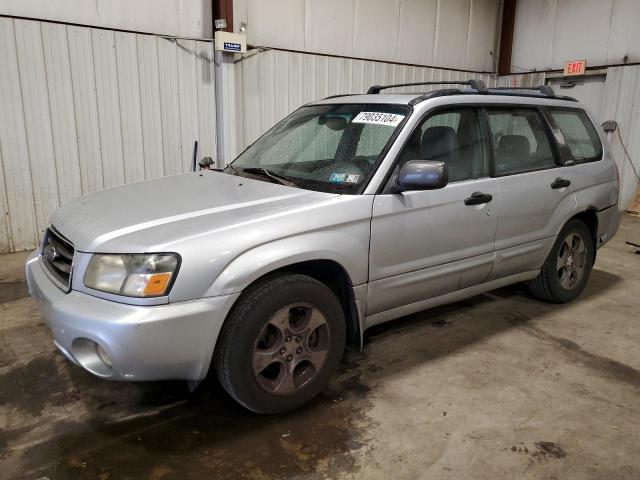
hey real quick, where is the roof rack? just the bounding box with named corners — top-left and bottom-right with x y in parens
top-left (367, 79), bottom-right (488, 95)
top-left (367, 78), bottom-right (578, 104)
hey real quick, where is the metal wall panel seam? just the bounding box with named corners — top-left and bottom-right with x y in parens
top-left (196, 41), bottom-right (217, 164)
top-left (39, 22), bottom-right (63, 212)
top-left (135, 34), bottom-right (151, 179)
top-left (14, 19), bottom-right (60, 239)
top-left (41, 22), bottom-right (83, 207)
top-left (157, 37), bottom-right (181, 176)
top-left (2, 18), bottom-right (38, 249)
top-left (92, 28), bottom-right (126, 188)
top-left (176, 39), bottom-right (200, 173)
top-left (62, 24), bottom-right (86, 199)
top-left (0, 137), bottom-right (13, 252)
top-left (67, 25), bottom-right (105, 193)
top-left (113, 32), bottom-right (128, 185)
top-left (86, 27), bottom-right (106, 190)
top-left (115, 32), bottom-right (145, 184)
top-left (150, 35), bottom-right (167, 178)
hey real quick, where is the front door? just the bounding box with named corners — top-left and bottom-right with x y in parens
top-left (367, 108), bottom-right (498, 318)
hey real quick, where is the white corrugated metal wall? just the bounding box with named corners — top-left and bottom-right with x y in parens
top-left (233, 0), bottom-right (502, 72)
top-left (0, 0), bottom-right (213, 38)
top-left (234, 48), bottom-right (500, 152)
top-left (0, 17), bottom-right (216, 253)
top-left (603, 66), bottom-right (640, 209)
top-left (512, 0), bottom-right (640, 73)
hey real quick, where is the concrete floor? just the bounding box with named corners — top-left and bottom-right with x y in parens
top-left (1, 216), bottom-right (640, 480)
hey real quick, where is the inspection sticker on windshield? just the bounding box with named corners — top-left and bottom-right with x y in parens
top-left (352, 112), bottom-right (404, 127)
top-left (329, 173), bottom-right (360, 184)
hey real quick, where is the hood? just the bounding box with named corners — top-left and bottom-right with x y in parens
top-left (52, 171), bottom-right (332, 252)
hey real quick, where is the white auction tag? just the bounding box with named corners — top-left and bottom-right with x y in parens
top-left (352, 112), bottom-right (405, 127)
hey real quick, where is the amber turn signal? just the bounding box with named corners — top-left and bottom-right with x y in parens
top-left (143, 272), bottom-right (173, 296)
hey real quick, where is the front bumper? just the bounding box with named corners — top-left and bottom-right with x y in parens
top-left (26, 253), bottom-right (239, 381)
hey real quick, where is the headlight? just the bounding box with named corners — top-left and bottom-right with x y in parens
top-left (84, 253), bottom-right (180, 298)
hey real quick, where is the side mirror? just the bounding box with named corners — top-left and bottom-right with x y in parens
top-left (392, 160), bottom-right (449, 192)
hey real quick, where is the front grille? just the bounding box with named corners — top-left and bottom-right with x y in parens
top-left (41, 227), bottom-right (75, 291)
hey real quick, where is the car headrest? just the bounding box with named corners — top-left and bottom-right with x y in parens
top-left (498, 135), bottom-right (530, 155)
top-left (420, 126), bottom-right (458, 160)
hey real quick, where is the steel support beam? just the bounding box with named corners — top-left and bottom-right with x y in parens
top-left (498, 0), bottom-right (517, 75)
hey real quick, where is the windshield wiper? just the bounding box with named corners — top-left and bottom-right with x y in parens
top-left (241, 167), bottom-right (296, 187)
top-left (225, 163), bottom-right (240, 174)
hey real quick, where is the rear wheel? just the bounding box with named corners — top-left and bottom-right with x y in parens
top-left (215, 273), bottom-right (346, 414)
top-left (528, 220), bottom-right (594, 303)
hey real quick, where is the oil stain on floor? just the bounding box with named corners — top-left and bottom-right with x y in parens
top-left (0, 348), bottom-right (376, 480)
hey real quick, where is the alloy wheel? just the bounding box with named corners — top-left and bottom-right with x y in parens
top-left (557, 232), bottom-right (588, 290)
top-left (252, 304), bottom-right (330, 395)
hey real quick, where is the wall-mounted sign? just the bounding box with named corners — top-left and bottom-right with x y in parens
top-left (564, 59), bottom-right (586, 76)
top-left (215, 31), bottom-right (247, 54)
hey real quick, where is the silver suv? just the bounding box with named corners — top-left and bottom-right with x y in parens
top-left (26, 80), bottom-right (621, 413)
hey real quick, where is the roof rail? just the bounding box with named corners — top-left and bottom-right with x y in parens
top-left (486, 85), bottom-right (556, 96)
top-left (481, 85), bottom-right (578, 102)
top-left (408, 89), bottom-right (466, 106)
top-left (367, 79), bottom-right (488, 95)
top-left (322, 93), bottom-right (354, 100)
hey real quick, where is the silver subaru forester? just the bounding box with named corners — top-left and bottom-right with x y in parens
top-left (26, 80), bottom-right (621, 413)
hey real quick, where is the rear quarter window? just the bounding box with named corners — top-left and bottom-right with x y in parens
top-left (549, 109), bottom-right (603, 163)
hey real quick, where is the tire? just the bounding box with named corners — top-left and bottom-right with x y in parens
top-left (528, 219), bottom-right (594, 303)
top-left (214, 273), bottom-right (346, 414)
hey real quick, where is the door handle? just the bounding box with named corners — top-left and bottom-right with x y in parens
top-left (551, 177), bottom-right (571, 189)
top-left (464, 191), bottom-right (493, 206)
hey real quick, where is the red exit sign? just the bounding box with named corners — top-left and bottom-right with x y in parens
top-left (564, 60), bottom-right (586, 76)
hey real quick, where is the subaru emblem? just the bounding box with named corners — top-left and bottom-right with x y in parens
top-left (43, 244), bottom-right (58, 263)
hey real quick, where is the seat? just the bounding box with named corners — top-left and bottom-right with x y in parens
top-left (496, 135), bottom-right (531, 172)
top-left (420, 126), bottom-right (465, 181)
top-left (498, 135), bottom-right (530, 157)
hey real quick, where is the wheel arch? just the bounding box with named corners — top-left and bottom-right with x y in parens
top-left (567, 206), bottom-right (598, 262)
top-left (250, 259), bottom-right (364, 348)
top-left (210, 248), bottom-right (366, 351)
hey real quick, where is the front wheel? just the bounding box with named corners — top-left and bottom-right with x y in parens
top-left (215, 273), bottom-right (346, 414)
top-left (528, 219), bottom-right (594, 303)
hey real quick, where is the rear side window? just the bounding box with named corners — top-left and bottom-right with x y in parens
top-left (549, 109), bottom-right (602, 163)
top-left (486, 109), bottom-right (556, 175)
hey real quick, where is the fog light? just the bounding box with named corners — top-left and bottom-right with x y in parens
top-left (96, 343), bottom-right (113, 369)
top-left (71, 338), bottom-right (113, 377)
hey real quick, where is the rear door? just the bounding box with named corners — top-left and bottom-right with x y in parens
top-left (367, 108), bottom-right (498, 318)
top-left (486, 107), bottom-right (576, 280)
top-left (545, 107), bottom-right (617, 211)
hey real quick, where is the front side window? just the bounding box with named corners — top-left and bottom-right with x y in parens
top-left (393, 108), bottom-right (488, 183)
top-left (229, 104), bottom-right (409, 194)
top-left (549, 109), bottom-right (602, 163)
top-left (487, 109), bottom-right (556, 175)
